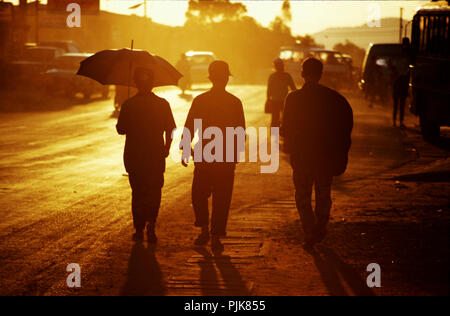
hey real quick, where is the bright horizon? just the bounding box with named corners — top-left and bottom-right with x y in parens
top-left (7, 0), bottom-right (428, 35)
top-left (100, 0), bottom-right (427, 35)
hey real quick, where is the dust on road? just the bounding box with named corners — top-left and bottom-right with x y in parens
top-left (0, 85), bottom-right (447, 295)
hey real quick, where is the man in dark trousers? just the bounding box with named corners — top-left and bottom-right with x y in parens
top-left (392, 73), bottom-right (409, 128)
top-left (391, 38), bottom-right (411, 128)
top-left (181, 61), bottom-right (246, 252)
top-left (117, 67), bottom-right (176, 243)
top-left (282, 58), bottom-right (353, 248)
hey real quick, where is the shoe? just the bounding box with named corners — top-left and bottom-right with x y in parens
top-left (400, 123), bottom-right (406, 129)
top-left (132, 230), bottom-right (144, 242)
top-left (146, 224), bottom-right (158, 244)
top-left (211, 236), bottom-right (224, 253)
top-left (194, 231), bottom-right (210, 246)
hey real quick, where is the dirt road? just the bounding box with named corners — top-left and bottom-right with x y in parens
top-left (0, 85), bottom-right (448, 296)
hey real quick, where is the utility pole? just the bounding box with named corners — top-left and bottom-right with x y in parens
top-left (18, 0), bottom-right (28, 46)
top-left (144, 0), bottom-right (147, 19)
top-left (19, 0), bottom-right (27, 16)
top-left (404, 21), bottom-right (412, 38)
top-left (144, 0), bottom-right (148, 52)
top-left (399, 7), bottom-right (403, 43)
top-left (35, 0), bottom-right (39, 43)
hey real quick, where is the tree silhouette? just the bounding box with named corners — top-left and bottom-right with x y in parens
top-left (270, 0), bottom-right (292, 36)
top-left (186, 0), bottom-right (247, 24)
top-left (178, 0), bottom-right (324, 81)
top-left (294, 35), bottom-right (325, 49)
top-left (281, 0), bottom-right (292, 23)
top-left (270, 16), bottom-right (292, 36)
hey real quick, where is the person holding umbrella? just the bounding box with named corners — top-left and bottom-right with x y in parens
top-left (116, 67), bottom-right (176, 243)
top-left (77, 48), bottom-right (181, 243)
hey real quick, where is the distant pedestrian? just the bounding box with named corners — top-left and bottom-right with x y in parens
top-left (176, 54), bottom-right (192, 94)
top-left (392, 72), bottom-right (409, 128)
top-left (391, 39), bottom-right (411, 128)
top-left (116, 67), bottom-right (176, 243)
top-left (282, 58), bottom-right (353, 248)
top-left (181, 61), bottom-right (246, 252)
top-left (266, 58), bottom-right (296, 127)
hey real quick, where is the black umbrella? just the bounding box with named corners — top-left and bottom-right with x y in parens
top-left (76, 48), bottom-right (182, 88)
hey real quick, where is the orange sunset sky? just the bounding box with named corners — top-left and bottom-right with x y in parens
top-left (9, 0), bottom-right (428, 35)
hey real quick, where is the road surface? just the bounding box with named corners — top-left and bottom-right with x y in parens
top-left (0, 85), bottom-right (448, 296)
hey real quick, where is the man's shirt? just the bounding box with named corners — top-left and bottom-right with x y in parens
top-left (267, 71), bottom-right (296, 101)
top-left (117, 92), bottom-right (176, 174)
top-left (183, 88), bottom-right (246, 166)
top-left (282, 83), bottom-right (353, 176)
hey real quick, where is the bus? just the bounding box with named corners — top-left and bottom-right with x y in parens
top-left (409, 0), bottom-right (450, 141)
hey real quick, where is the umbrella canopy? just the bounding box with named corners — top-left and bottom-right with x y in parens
top-left (76, 48), bottom-right (182, 88)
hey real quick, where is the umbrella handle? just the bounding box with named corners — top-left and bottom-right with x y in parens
top-left (128, 40), bottom-right (134, 99)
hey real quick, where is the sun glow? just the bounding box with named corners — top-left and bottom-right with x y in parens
top-left (100, 0), bottom-right (427, 35)
top-left (5, 0), bottom-right (426, 35)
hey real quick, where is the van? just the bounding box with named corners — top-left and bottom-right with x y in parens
top-left (279, 46), bottom-right (352, 89)
top-left (360, 43), bottom-right (409, 102)
top-left (185, 51), bottom-right (216, 83)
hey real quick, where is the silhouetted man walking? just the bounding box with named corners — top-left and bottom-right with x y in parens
top-left (181, 61), bottom-right (245, 252)
top-left (117, 68), bottom-right (176, 243)
top-left (282, 58), bottom-right (353, 248)
top-left (391, 38), bottom-right (411, 128)
top-left (266, 58), bottom-right (296, 127)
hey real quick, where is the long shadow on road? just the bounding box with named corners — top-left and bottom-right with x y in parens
top-left (194, 247), bottom-right (251, 296)
top-left (310, 246), bottom-right (375, 296)
top-left (121, 242), bottom-right (166, 296)
top-left (323, 219), bottom-right (449, 295)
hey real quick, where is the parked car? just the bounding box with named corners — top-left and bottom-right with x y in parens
top-left (114, 85), bottom-right (137, 111)
top-left (359, 43), bottom-right (409, 102)
top-left (44, 53), bottom-right (110, 99)
top-left (39, 41), bottom-right (80, 54)
top-left (279, 46), bottom-right (352, 89)
top-left (8, 46), bottom-right (65, 88)
top-left (309, 49), bottom-right (353, 89)
top-left (185, 51), bottom-right (216, 83)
